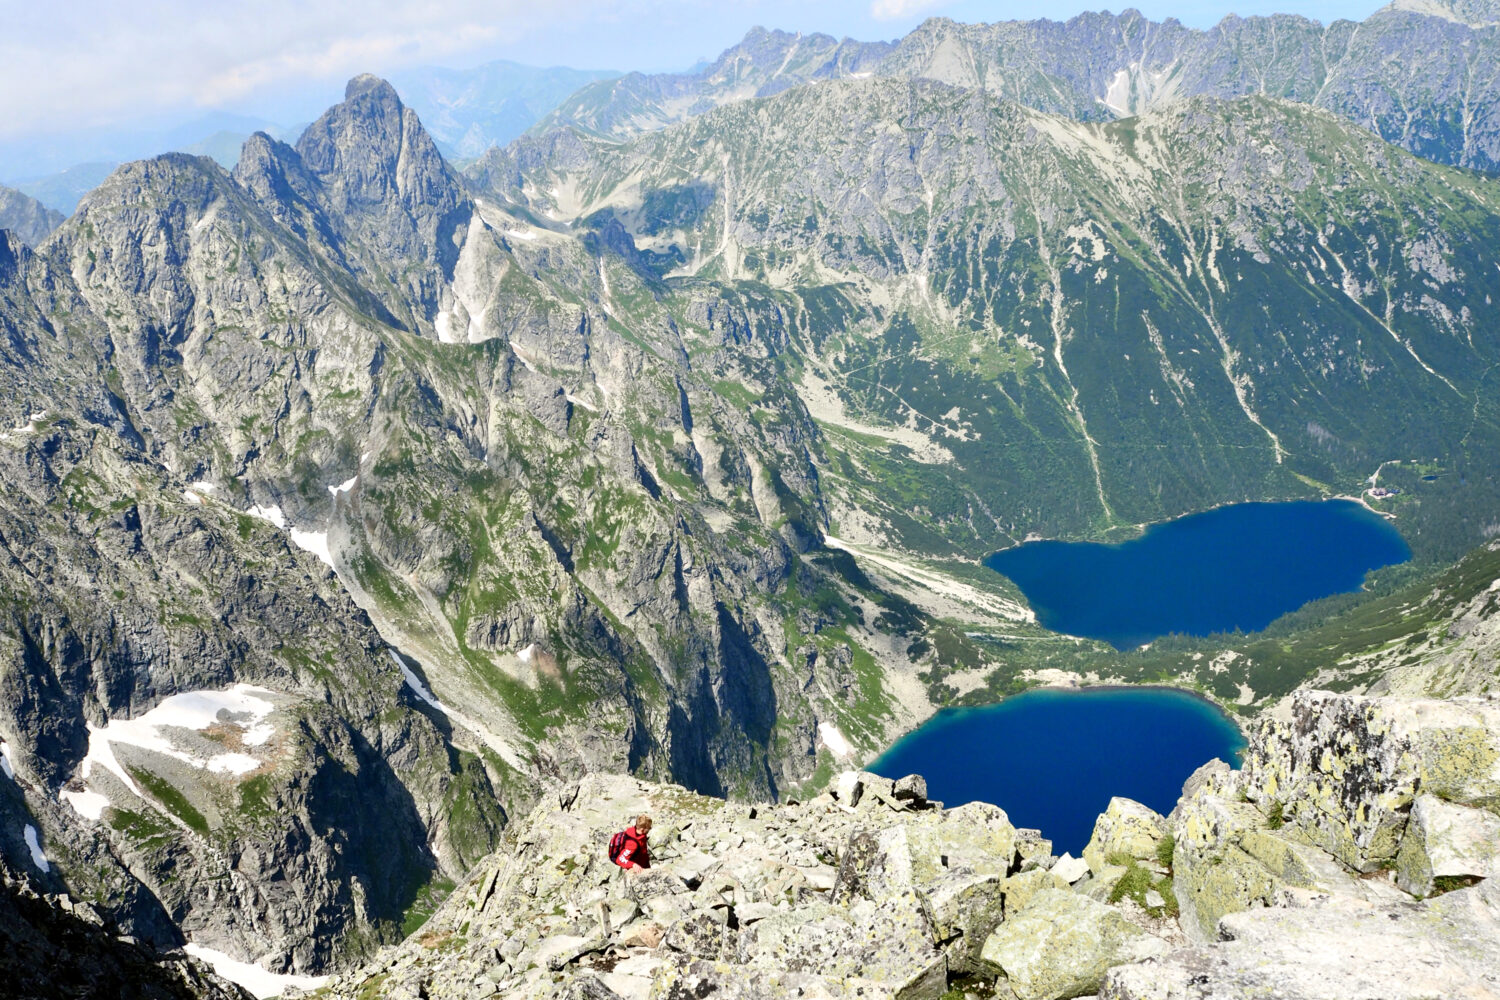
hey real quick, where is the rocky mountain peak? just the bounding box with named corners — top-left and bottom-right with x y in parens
top-left (295, 73), bottom-right (463, 218)
top-left (0, 186), bottom-right (65, 250)
top-left (344, 72), bottom-right (399, 102)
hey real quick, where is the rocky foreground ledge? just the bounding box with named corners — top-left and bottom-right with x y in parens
top-left (318, 691), bottom-right (1500, 1000)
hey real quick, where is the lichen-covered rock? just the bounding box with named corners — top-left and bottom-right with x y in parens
top-left (1101, 877), bottom-right (1500, 999)
top-left (1083, 798), bottom-right (1166, 874)
top-left (1244, 691), bottom-right (1500, 871)
top-left (925, 871), bottom-right (1004, 974)
top-left (997, 868), bottom-right (1070, 917)
top-left (1394, 794), bottom-right (1500, 897)
top-left (979, 888), bottom-right (1167, 1000)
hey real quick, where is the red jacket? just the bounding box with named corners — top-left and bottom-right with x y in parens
top-left (615, 826), bottom-right (650, 869)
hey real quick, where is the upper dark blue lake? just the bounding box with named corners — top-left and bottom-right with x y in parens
top-left (985, 500), bottom-right (1410, 650)
top-left (867, 687), bottom-right (1246, 854)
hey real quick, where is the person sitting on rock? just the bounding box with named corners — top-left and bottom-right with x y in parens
top-left (611, 814), bottom-right (652, 871)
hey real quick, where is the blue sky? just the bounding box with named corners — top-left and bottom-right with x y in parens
top-left (0, 0), bottom-right (1388, 142)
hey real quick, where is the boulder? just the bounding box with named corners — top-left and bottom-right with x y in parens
top-left (737, 893), bottom-right (943, 994)
top-left (1394, 794), bottom-right (1500, 897)
top-left (1083, 798), bottom-right (1166, 874)
top-left (893, 774), bottom-right (928, 804)
top-left (998, 868), bottom-right (1070, 916)
top-left (1171, 774), bottom-right (1407, 943)
top-left (1244, 691), bottom-right (1500, 871)
top-left (1049, 853), bottom-right (1090, 884)
top-left (925, 871), bottom-right (1004, 973)
top-left (834, 771), bottom-right (865, 807)
top-left (1101, 878), bottom-right (1500, 999)
top-left (1012, 829), bottom-right (1053, 872)
top-left (979, 888), bottom-right (1168, 1000)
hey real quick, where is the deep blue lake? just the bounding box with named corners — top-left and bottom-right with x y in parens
top-left (867, 688), bottom-right (1246, 854)
top-left (986, 500), bottom-right (1410, 650)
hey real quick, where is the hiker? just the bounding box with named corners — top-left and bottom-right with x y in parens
top-left (609, 814), bottom-right (652, 871)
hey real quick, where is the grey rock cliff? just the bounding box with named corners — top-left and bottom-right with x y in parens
top-left (0, 185), bottom-right (65, 248)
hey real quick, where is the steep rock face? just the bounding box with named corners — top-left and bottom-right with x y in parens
top-left (0, 185), bottom-right (65, 248)
top-left (0, 856), bottom-right (249, 1000)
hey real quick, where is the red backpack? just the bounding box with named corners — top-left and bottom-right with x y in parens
top-left (607, 829), bottom-right (631, 864)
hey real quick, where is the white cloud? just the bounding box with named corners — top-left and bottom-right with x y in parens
top-left (869, 0), bottom-right (949, 20)
top-left (0, 0), bottom-right (619, 140)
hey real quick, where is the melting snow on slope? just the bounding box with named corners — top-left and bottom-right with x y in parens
top-left (183, 943), bottom-right (329, 999)
top-left (818, 721), bottom-right (853, 759)
top-left (505, 229), bottom-right (536, 241)
top-left (391, 650), bottom-right (444, 710)
top-left (71, 685), bottom-right (278, 817)
top-left (60, 789), bottom-right (112, 821)
top-left (245, 503), bottom-right (334, 568)
top-left (387, 649), bottom-right (527, 768)
top-left (328, 476), bottom-right (357, 498)
top-left (566, 393), bottom-right (597, 413)
top-left (245, 504), bottom-right (287, 529)
top-left (23, 824), bottom-right (49, 872)
top-left (0, 740), bottom-right (15, 781)
top-left (288, 529), bottom-right (333, 568)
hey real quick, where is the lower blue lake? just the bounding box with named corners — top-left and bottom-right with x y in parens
top-left (986, 499), bottom-right (1410, 650)
top-left (867, 688), bottom-right (1246, 854)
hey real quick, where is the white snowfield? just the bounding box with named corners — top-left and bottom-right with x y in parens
top-left (245, 503), bottom-right (335, 568)
top-left (818, 721), bottom-right (854, 759)
top-left (244, 504), bottom-right (287, 529)
top-left (288, 528), bottom-right (334, 568)
top-left (23, 824), bottom-right (49, 872)
top-left (0, 739), bottom-right (16, 781)
top-left (183, 943), bottom-right (329, 999)
top-left (328, 476), bottom-right (357, 498)
top-left (67, 685), bottom-right (278, 821)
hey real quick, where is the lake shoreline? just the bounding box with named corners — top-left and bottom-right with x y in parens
top-left (865, 683), bottom-right (1249, 853)
top-left (866, 678), bottom-right (1251, 774)
top-left (984, 498), bottom-right (1411, 649)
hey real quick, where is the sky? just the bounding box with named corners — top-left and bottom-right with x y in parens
top-left (0, 0), bottom-right (1388, 146)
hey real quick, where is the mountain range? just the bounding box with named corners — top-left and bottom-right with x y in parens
top-left (1, 2), bottom-right (1499, 994)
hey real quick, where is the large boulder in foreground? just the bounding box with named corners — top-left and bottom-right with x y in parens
top-left (1102, 877), bottom-right (1500, 1000)
top-left (1243, 691), bottom-right (1500, 872)
top-left (980, 888), bottom-right (1167, 1000)
top-left (1394, 793), bottom-right (1500, 898)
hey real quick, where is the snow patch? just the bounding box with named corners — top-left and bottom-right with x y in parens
top-left (511, 347), bottom-right (538, 373)
top-left (328, 476), bottom-right (357, 498)
top-left (516, 642), bottom-right (539, 664)
top-left (61, 788), bottom-right (112, 821)
top-left (245, 504), bottom-right (286, 529)
top-left (818, 721), bottom-right (853, 759)
top-left (565, 394), bottom-right (597, 413)
top-left (182, 490), bottom-right (204, 505)
top-left (505, 229), bottom-right (537, 241)
top-left (80, 685), bottom-right (279, 798)
top-left (24, 824), bottom-right (49, 872)
top-left (392, 650), bottom-right (443, 709)
top-left (0, 740), bottom-right (15, 781)
top-left (288, 529), bottom-right (333, 568)
top-left (183, 943), bottom-right (329, 999)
